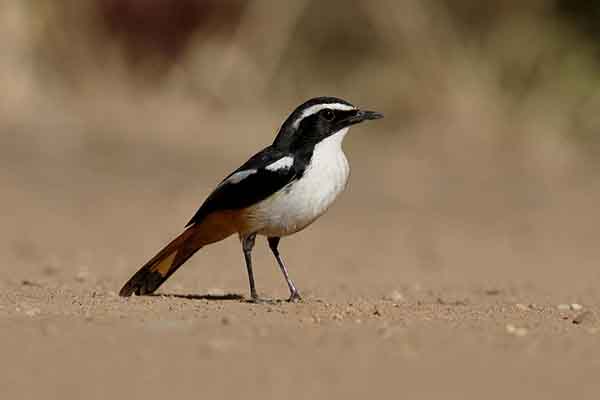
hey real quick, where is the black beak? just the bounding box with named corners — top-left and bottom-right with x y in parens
top-left (358, 110), bottom-right (384, 121)
top-left (342, 109), bottom-right (384, 127)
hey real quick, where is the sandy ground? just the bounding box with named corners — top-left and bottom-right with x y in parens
top-left (2, 105), bottom-right (600, 400)
top-left (2, 281), bottom-right (600, 399)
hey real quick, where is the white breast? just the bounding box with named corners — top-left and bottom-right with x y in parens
top-left (246, 128), bottom-right (350, 237)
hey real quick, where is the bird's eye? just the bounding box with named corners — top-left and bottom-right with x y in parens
top-left (321, 109), bottom-right (335, 121)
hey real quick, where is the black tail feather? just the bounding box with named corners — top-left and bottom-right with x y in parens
top-left (119, 229), bottom-right (200, 296)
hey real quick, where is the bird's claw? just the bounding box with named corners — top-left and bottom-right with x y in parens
top-left (287, 292), bottom-right (302, 303)
top-left (246, 296), bottom-right (277, 305)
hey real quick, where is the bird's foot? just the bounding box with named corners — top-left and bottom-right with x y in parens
top-left (287, 291), bottom-right (302, 303)
top-left (246, 295), bottom-right (277, 305)
top-left (245, 292), bottom-right (302, 304)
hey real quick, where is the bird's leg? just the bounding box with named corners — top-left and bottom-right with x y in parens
top-left (241, 233), bottom-right (260, 301)
top-left (268, 237), bottom-right (302, 302)
top-left (241, 234), bottom-right (274, 304)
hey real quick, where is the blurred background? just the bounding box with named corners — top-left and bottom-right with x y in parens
top-left (2, 0), bottom-right (600, 297)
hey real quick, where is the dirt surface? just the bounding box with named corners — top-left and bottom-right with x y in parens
top-left (3, 109), bottom-right (600, 399)
top-left (2, 281), bottom-right (600, 400)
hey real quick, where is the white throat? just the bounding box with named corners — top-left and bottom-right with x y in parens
top-left (316, 127), bottom-right (349, 153)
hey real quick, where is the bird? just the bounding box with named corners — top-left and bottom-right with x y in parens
top-left (119, 96), bottom-right (383, 302)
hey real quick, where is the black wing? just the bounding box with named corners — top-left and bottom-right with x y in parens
top-left (185, 146), bottom-right (299, 227)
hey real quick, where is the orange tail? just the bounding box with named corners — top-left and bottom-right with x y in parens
top-left (120, 210), bottom-right (241, 297)
top-left (119, 228), bottom-right (201, 297)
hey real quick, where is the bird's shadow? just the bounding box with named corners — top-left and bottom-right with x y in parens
top-left (147, 293), bottom-right (245, 301)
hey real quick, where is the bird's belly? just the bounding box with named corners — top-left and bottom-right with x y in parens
top-left (245, 152), bottom-right (350, 237)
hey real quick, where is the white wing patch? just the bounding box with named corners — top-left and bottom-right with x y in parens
top-left (220, 169), bottom-right (257, 186)
top-left (265, 156), bottom-right (294, 172)
top-left (292, 103), bottom-right (355, 128)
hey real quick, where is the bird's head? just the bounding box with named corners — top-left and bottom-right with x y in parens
top-left (273, 97), bottom-right (383, 151)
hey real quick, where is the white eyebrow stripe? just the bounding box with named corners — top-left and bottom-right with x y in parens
top-left (219, 169), bottom-right (257, 186)
top-left (292, 103), bottom-right (356, 128)
top-left (265, 156), bottom-right (294, 172)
